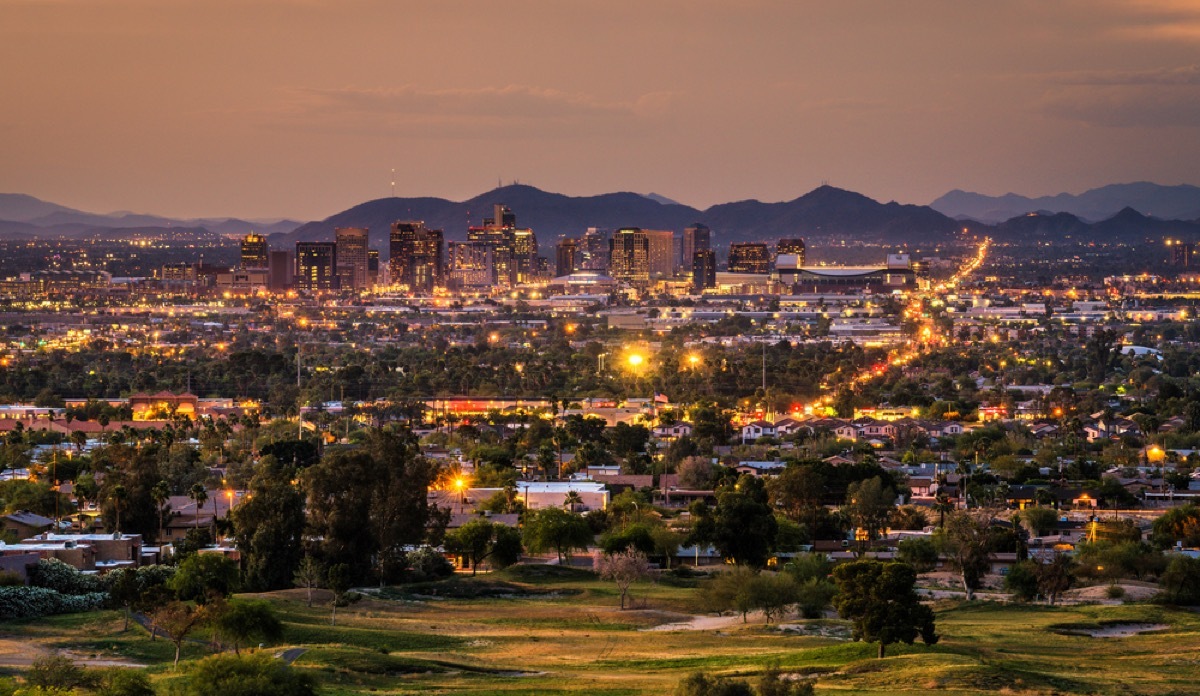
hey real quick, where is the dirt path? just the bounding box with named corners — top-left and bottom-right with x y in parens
top-left (0, 637), bottom-right (143, 668)
top-left (641, 611), bottom-right (766, 631)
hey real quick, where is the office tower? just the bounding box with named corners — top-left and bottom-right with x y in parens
top-left (1172, 242), bottom-right (1196, 268)
top-left (511, 228), bottom-right (539, 284)
top-left (335, 227), bottom-right (369, 290)
top-left (556, 238), bottom-right (579, 277)
top-left (295, 242), bottom-right (338, 291)
top-left (609, 227), bottom-right (650, 283)
top-left (268, 250), bottom-right (292, 291)
top-left (240, 232), bottom-right (269, 269)
top-left (389, 221), bottom-right (444, 292)
top-left (580, 227), bottom-right (610, 272)
top-left (483, 203), bottom-right (517, 229)
top-left (692, 249), bottom-right (716, 293)
top-left (643, 229), bottom-right (676, 278)
top-left (776, 238), bottom-right (806, 266)
top-left (448, 241), bottom-right (494, 289)
top-left (466, 203), bottom-right (537, 286)
top-left (682, 224), bottom-right (711, 272)
top-left (728, 242), bottom-right (771, 274)
top-left (367, 250), bottom-right (380, 286)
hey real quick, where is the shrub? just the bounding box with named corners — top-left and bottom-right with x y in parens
top-left (175, 653), bottom-right (315, 696)
top-left (404, 547), bottom-right (454, 582)
top-left (25, 654), bottom-right (91, 691)
top-left (0, 586), bottom-right (106, 619)
top-left (1105, 584), bottom-right (1126, 600)
top-left (28, 559), bottom-right (104, 596)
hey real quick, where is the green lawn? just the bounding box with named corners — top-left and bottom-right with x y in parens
top-left (3, 568), bottom-right (1199, 695)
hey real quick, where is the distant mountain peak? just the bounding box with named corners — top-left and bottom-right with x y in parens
top-left (643, 192), bottom-right (683, 207)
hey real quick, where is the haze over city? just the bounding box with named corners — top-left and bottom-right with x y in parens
top-left (3, 0), bottom-right (1200, 219)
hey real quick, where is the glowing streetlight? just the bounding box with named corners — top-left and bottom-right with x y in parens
top-left (687, 354), bottom-right (701, 369)
top-left (627, 353), bottom-right (645, 368)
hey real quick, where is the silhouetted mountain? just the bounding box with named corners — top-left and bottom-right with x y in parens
top-left (702, 186), bottom-right (963, 244)
top-left (932, 182), bottom-right (1200, 223)
top-left (0, 192), bottom-right (302, 241)
top-left (0, 193), bottom-right (84, 223)
top-left (643, 192), bottom-right (683, 206)
top-left (279, 183), bottom-right (967, 251)
top-left (990, 207), bottom-right (1200, 242)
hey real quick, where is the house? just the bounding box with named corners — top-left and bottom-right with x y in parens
top-left (772, 418), bottom-right (809, 437)
top-left (2, 512), bottom-right (55, 540)
top-left (653, 422), bottom-right (694, 440)
top-left (18, 533), bottom-right (143, 571)
top-left (740, 420), bottom-right (777, 442)
top-left (834, 424), bottom-right (859, 440)
top-left (735, 461), bottom-right (787, 477)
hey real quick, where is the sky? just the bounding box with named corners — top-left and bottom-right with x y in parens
top-left (2, 0), bottom-right (1199, 220)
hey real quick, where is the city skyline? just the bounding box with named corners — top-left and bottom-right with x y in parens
top-left (2, 1), bottom-right (1200, 219)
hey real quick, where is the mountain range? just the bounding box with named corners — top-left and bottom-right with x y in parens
top-left (4, 183), bottom-right (1200, 250)
top-left (930, 182), bottom-right (1200, 224)
top-left (0, 193), bottom-right (302, 240)
top-left (277, 184), bottom-right (972, 250)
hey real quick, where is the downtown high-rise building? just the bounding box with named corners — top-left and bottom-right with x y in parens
top-left (335, 227), bottom-right (370, 290)
top-left (728, 242), bottom-right (771, 274)
top-left (643, 229), bottom-right (676, 278)
top-left (268, 250), bottom-right (292, 291)
top-left (447, 241), bottom-right (494, 290)
top-left (609, 228), bottom-right (650, 283)
top-left (555, 237), bottom-right (579, 277)
top-left (692, 249), bottom-right (716, 293)
top-left (579, 227), bottom-right (610, 272)
top-left (240, 232), bottom-right (269, 269)
top-left (295, 242), bottom-right (338, 291)
top-left (466, 204), bottom-right (540, 286)
top-left (776, 238), bottom-right (806, 266)
top-left (682, 224), bottom-right (711, 274)
top-left (390, 221), bottom-right (444, 292)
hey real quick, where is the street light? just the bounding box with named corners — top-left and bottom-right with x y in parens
top-left (627, 353), bottom-right (645, 368)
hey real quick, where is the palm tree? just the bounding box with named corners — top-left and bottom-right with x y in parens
top-left (151, 480), bottom-right (170, 542)
top-left (109, 484), bottom-right (127, 532)
top-left (564, 491), bottom-right (583, 513)
top-left (189, 483), bottom-right (208, 530)
top-left (933, 493), bottom-right (955, 529)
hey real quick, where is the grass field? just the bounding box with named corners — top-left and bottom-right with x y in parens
top-left (2, 566), bottom-right (1199, 695)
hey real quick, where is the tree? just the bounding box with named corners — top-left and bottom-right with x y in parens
top-left (444, 519), bottom-right (524, 575)
top-left (677, 456), bottom-right (717, 489)
top-left (522, 508), bottom-right (593, 563)
top-left (845, 477), bottom-right (896, 544)
top-left (1036, 554), bottom-right (1076, 605)
top-left (832, 560), bottom-right (938, 659)
top-left (1019, 507), bottom-right (1058, 538)
top-left (767, 463), bottom-right (825, 522)
top-left (150, 600), bottom-right (208, 667)
top-left (1151, 504), bottom-right (1200, 548)
top-left (594, 549), bottom-right (652, 609)
top-left (151, 480), bottom-right (171, 543)
top-left (890, 506), bottom-right (929, 531)
top-left (292, 555), bottom-right (323, 608)
top-left (694, 476), bottom-right (778, 568)
top-left (1004, 560), bottom-right (1041, 601)
top-left (213, 598), bottom-right (284, 654)
top-left (232, 459), bottom-right (305, 591)
top-left (176, 652), bottom-right (316, 696)
top-left (563, 490), bottom-right (583, 513)
top-left (303, 430), bottom-right (444, 583)
top-left (896, 538), bottom-right (939, 573)
top-left (1160, 555), bottom-right (1200, 605)
top-left (189, 483), bottom-right (208, 531)
top-left (746, 572), bottom-right (799, 624)
top-left (325, 563), bottom-right (352, 626)
top-left (25, 654), bottom-right (88, 691)
top-left (936, 510), bottom-right (994, 600)
top-left (170, 553), bottom-right (239, 604)
top-left (700, 566), bottom-right (757, 622)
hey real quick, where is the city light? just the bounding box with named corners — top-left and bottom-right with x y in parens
top-left (627, 353), bottom-right (645, 368)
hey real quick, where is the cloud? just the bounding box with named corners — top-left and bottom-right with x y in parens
top-left (1040, 85), bottom-right (1200, 128)
top-left (1048, 64), bottom-right (1200, 86)
top-left (252, 84), bottom-right (677, 139)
